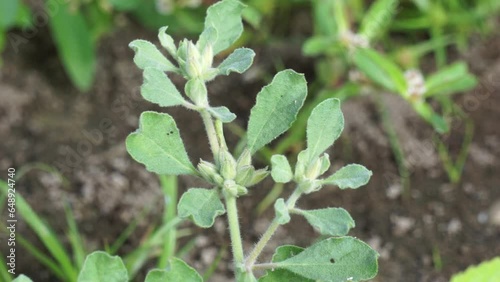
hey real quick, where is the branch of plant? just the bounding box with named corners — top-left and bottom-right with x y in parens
top-left (244, 188), bottom-right (302, 271)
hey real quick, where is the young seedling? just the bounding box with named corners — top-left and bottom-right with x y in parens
top-left (10, 1), bottom-right (378, 281)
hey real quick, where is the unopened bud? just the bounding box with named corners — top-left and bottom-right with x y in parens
top-left (223, 179), bottom-right (238, 197)
top-left (185, 41), bottom-right (203, 78)
top-left (236, 149), bottom-right (252, 169)
top-left (185, 78), bottom-right (208, 106)
top-left (246, 168), bottom-right (269, 187)
top-left (235, 165), bottom-right (255, 186)
top-left (305, 157), bottom-right (322, 180)
top-left (197, 160), bottom-right (222, 185)
top-left (200, 43), bottom-right (213, 72)
top-left (219, 150), bottom-right (237, 180)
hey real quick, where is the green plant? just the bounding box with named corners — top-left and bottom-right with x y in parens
top-left (297, 0), bottom-right (481, 187)
top-left (451, 257), bottom-right (500, 282)
top-left (0, 171), bottom-right (188, 281)
top-left (13, 0), bottom-right (378, 281)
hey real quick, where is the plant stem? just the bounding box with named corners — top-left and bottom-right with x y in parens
top-left (200, 109), bottom-right (220, 159)
top-left (245, 188), bottom-right (302, 270)
top-left (158, 175), bottom-right (178, 267)
top-left (215, 119), bottom-right (228, 151)
top-left (224, 194), bottom-right (245, 269)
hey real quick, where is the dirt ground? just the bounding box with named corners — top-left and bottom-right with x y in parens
top-left (0, 15), bottom-right (499, 282)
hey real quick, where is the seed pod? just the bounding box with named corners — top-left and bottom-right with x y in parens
top-left (219, 150), bottom-right (237, 180)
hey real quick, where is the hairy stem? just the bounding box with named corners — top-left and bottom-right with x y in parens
top-left (200, 109), bottom-right (220, 159)
top-left (245, 188), bottom-right (302, 270)
top-left (224, 194), bottom-right (245, 270)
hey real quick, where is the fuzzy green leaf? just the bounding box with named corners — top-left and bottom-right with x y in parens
top-left (275, 237), bottom-right (379, 282)
top-left (203, 0), bottom-right (246, 54)
top-left (145, 258), bottom-right (202, 282)
top-left (126, 111), bottom-right (196, 175)
top-left (47, 0), bottom-right (95, 91)
top-left (323, 164), bottom-right (372, 189)
top-left (307, 98), bottom-right (344, 159)
top-left (274, 198), bottom-right (290, 225)
top-left (271, 155), bottom-right (293, 183)
top-left (296, 208), bottom-right (355, 236)
top-left (178, 188), bottom-right (225, 228)
top-left (218, 48), bottom-right (255, 75)
top-left (451, 257), bottom-right (500, 282)
top-left (247, 70), bottom-right (308, 154)
top-left (208, 106), bottom-right (237, 123)
top-left (259, 246), bottom-right (314, 282)
top-left (158, 26), bottom-right (177, 57)
top-left (78, 251), bottom-right (128, 282)
top-left (353, 47), bottom-right (406, 94)
top-left (141, 68), bottom-right (185, 107)
top-left (129, 40), bottom-right (177, 72)
top-left (12, 275), bottom-right (33, 282)
top-left (424, 62), bottom-right (477, 97)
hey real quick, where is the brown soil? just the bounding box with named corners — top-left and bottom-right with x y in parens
top-left (1, 15), bottom-right (499, 282)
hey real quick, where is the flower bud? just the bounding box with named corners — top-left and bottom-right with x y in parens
top-left (185, 41), bottom-right (203, 78)
top-left (219, 150), bottom-right (237, 180)
top-left (223, 179), bottom-right (239, 197)
top-left (197, 159), bottom-right (223, 185)
top-left (185, 78), bottom-right (208, 107)
top-left (200, 43), bottom-right (213, 72)
top-left (236, 149), bottom-right (252, 169)
top-left (246, 168), bottom-right (269, 187)
top-left (235, 165), bottom-right (255, 186)
top-left (305, 157), bottom-right (322, 180)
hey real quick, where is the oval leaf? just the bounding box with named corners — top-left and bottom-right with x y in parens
top-left (271, 155), bottom-right (293, 183)
top-left (275, 237), bottom-right (379, 282)
top-left (323, 164), bottom-right (372, 189)
top-left (202, 0), bottom-right (246, 54)
top-left (208, 106), bottom-right (237, 123)
top-left (145, 258), bottom-right (202, 282)
top-left (274, 198), bottom-right (290, 225)
top-left (126, 111), bottom-right (196, 175)
top-left (247, 70), bottom-right (308, 154)
top-left (178, 188), bottom-right (225, 228)
top-left (296, 208), bottom-right (355, 236)
top-left (129, 40), bottom-right (177, 72)
top-left (141, 68), bottom-right (186, 107)
top-left (306, 98), bottom-right (344, 159)
top-left (78, 251), bottom-right (128, 282)
top-left (218, 48), bottom-right (255, 75)
top-left (259, 246), bottom-right (314, 282)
